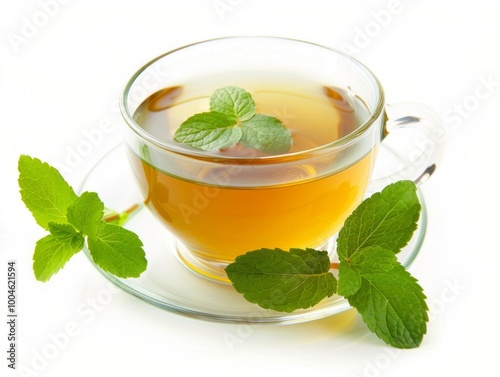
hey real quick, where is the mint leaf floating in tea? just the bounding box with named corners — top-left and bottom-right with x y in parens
top-left (209, 86), bottom-right (256, 121)
top-left (240, 114), bottom-right (293, 154)
top-left (225, 248), bottom-right (337, 312)
top-left (174, 86), bottom-right (293, 154)
top-left (174, 112), bottom-right (243, 151)
top-left (18, 155), bottom-right (147, 281)
top-left (226, 180), bottom-right (429, 348)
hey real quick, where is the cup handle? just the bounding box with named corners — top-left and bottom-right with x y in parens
top-left (370, 102), bottom-right (446, 190)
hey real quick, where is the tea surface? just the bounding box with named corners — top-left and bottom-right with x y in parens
top-left (129, 79), bottom-right (375, 262)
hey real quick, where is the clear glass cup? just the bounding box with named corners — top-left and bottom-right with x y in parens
top-left (120, 37), bottom-right (444, 281)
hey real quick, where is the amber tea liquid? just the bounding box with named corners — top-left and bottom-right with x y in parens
top-left (128, 77), bottom-right (375, 270)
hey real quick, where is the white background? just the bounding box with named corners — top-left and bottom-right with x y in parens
top-left (2, 0), bottom-right (499, 376)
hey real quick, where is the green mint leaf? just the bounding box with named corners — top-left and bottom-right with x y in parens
top-left (18, 155), bottom-right (78, 230)
top-left (241, 114), bottom-right (293, 154)
top-left (337, 261), bottom-right (362, 297)
top-left (344, 246), bottom-right (428, 349)
top-left (33, 234), bottom-right (84, 282)
top-left (66, 191), bottom-right (104, 239)
top-left (347, 245), bottom-right (401, 275)
top-left (337, 180), bottom-right (421, 259)
top-left (174, 112), bottom-right (242, 150)
top-left (87, 222), bottom-right (147, 278)
top-left (48, 222), bottom-right (82, 244)
top-left (18, 156), bottom-right (148, 281)
top-left (225, 248), bottom-right (337, 313)
top-left (210, 86), bottom-right (256, 121)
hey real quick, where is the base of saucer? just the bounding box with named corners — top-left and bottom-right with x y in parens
top-left (78, 143), bottom-right (427, 324)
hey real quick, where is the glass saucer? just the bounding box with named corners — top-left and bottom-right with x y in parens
top-left (78, 143), bottom-right (427, 325)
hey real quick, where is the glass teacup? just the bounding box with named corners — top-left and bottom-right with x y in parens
top-left (120, 37), bottom-right (444, 281)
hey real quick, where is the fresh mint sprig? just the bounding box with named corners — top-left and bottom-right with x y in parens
top-left (174, 86), bottom-right (293, 154)
top-left (18, 155), bottom-right (147, 281)
top-left (225, 180), bottom-right (428, 349)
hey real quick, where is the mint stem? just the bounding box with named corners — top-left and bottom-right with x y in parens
top-left (103, 203), bottom-right (141, 223)
top-left (330, 262), bottom-right (339, 270)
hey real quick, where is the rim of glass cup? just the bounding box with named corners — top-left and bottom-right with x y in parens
top-left (120, 36), bottom-right (385, 161)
